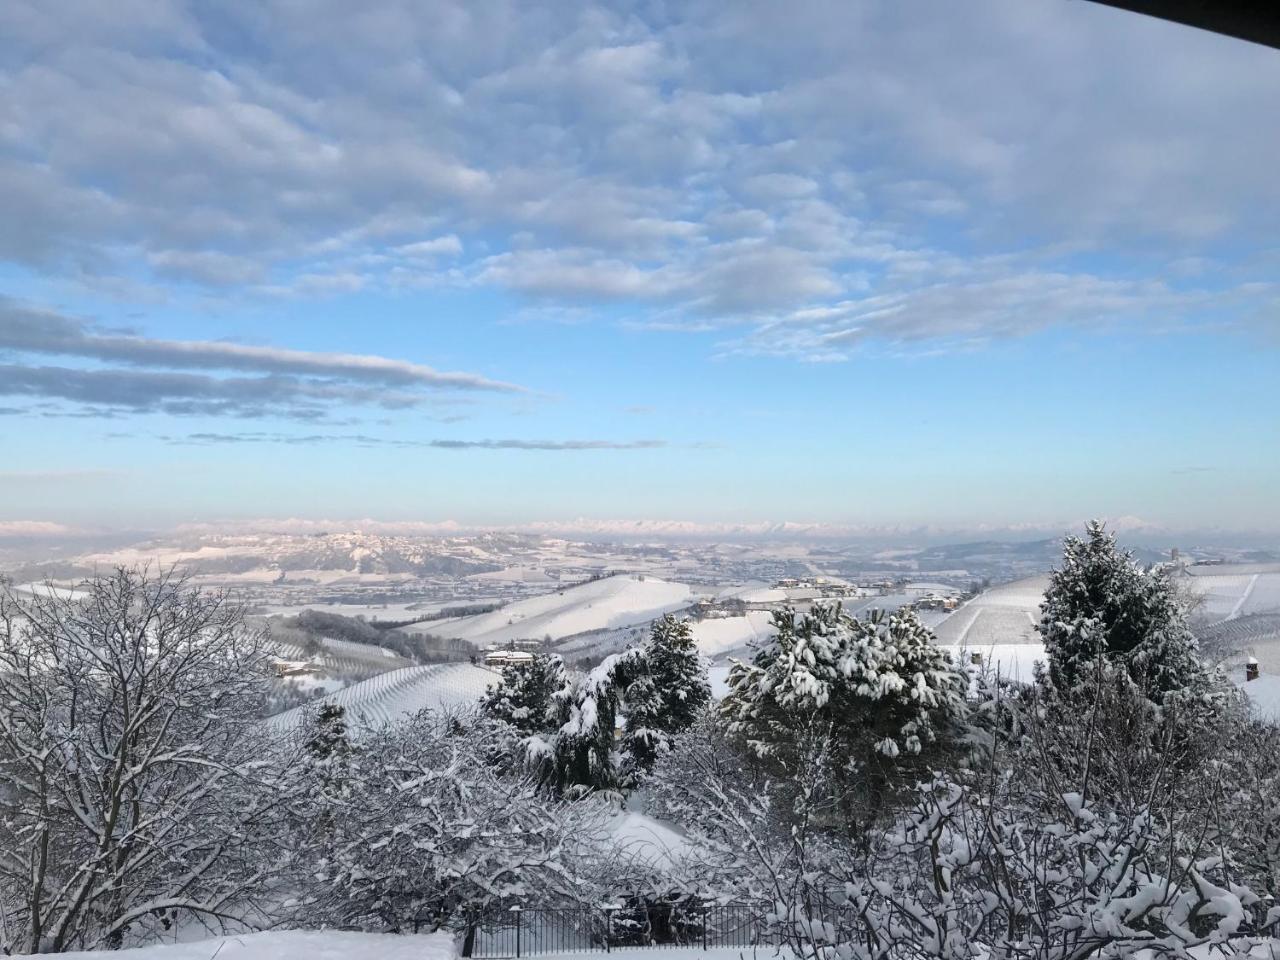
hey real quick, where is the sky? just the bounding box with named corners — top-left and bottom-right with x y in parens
top-left (1, 0), bottom-right (1278, 537)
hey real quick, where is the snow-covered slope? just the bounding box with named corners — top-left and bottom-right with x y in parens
top-left (1180, 565), bottom-right (1280, 622)
top-left (933, 575), bottom-right (1048, 647)
top-left (267, 662), bottom-right (496, 734)
top-left (423, 575), bottom-right (695, 648)
top-left (1239, 675), bottom-right (1280, 721)
top-left (688, 611), bottom-right (778, 657)
top-left (55, 930), bottom-right (452, 960)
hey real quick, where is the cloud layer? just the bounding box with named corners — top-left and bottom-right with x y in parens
top-left (0, 298), bottom-right (521, 419)
top-left (160, 432), bottom-right (671, 450)
top-left (2, 0), bottom-right (1277, 359)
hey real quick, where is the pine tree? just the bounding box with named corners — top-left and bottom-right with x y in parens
top-left (721, 602), bottom-right (967, 828)
top-left (622, 615), bottom-right (711, 775)
top-left (479, 653), bottom-right (566, 735)
top-left (1040, 521), bottom-right (1209, 702)
top-left (305, 703), bottom-right (351, 760)
top-left (549, 647), bottom-right (645, 798)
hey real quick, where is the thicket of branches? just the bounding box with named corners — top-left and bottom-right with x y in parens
top-left (0, 569), bottom-right (286, 953)
top-left (640, 524), bottom-right (1280, 960)
top-left (4, 522), bottom-right (1280, 959)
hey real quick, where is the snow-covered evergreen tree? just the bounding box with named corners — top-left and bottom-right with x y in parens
top-left (546, 647), bottom-right (646, 798)
top-left (721, 602), bottom-right (967, 827)
top-left (622, 615), bottom-right (710, 776)
top-left (479, 653), bottom-right (566, 735)
top-left (1040, 521), bottom-right (1210, 701)
top-left (480, 626), bottom-right (708, 797)
top-left (305, 703), bottom-right (351, 760)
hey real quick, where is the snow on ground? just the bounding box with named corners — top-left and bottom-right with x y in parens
top-left (259, 599), bottom-right (470, 619)
top-left (534, 949), bottom-right (788, 960)
top-left (688, 611), bottom-right (777, 657)
top-left (902, 581), bottom-right (964, 594)
top-left (1180, 566), bottom-right (1280, 622)
top-left (933, 576), bottom-right (1048, 647)
top-left (1239, 675), bottom-right (1280, 721)
top-left (52, 930), bottom-right (453, 960)
top-left (41, 928), bottom-right (1278, 960)
top-left (731, 585), bottom-right (789, 603)
top-left (840, 593), bottom-right (919, 618)
top-left (267, 662), bottom-right (496, 734)
top-left (467, 565), bottom-right (557, 584)
top-left (10, 581), bottom-right (89, 601)
top-left (708, 663), bottom-right (733, 698)
top-left (610, 810), bottom-right (691, 868)
top-left (425, 575), bottom-right (695, 648)
top-left (268, 636), bottom-right (415, 679)
top-left (946, 642), bottom-right (1047, 683)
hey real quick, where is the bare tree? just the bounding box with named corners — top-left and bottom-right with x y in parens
top-left (289, 708), bottom-right (613, 941)
top-left (0, 568), bottom-right (285, 953)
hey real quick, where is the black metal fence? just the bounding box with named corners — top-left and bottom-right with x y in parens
top-left (466, 903), bottom-right (771, 958)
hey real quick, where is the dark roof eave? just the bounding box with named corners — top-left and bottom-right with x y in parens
top-left (1084, 0), bottom-right (1280, 50)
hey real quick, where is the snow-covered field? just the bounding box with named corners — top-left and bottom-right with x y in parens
top-left (422, 575), bottom-right (696, 648)
top-left (267, 662), bottom-right (496, 734)
top-left (52, 930), bottom-right (453, 960)
top-left (945, 642), bottom-right (1046, 683)
top-left (259, 599), bottom-right (466, 619)
top-left (688, 611), bottom-right (777, 657)
top-left (933, 576), bottom-right (1048, 647)
top-left (467, 565), bottom-right (558, 584)
top-left (268, 635), bottom-right (415, 680)
top-left (1181, 565), bottom-right (1280, 622)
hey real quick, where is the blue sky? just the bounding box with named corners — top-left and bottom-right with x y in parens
top-left (1, 0), bottom-right (1278, 536)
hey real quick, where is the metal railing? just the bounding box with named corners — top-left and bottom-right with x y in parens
top-left (465, 903), bottom-right (772, 958)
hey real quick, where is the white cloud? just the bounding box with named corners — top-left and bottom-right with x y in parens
top-left (0, 0), bottom-right (1277, 355)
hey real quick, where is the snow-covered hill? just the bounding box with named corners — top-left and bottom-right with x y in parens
top-left (24, 532), bottom-right (511, 582)
top-left (688, 610), bottom-right (778, 657)
top-left (1180, 564), bottom-right (1280, 622)
top-left (933, 575), bottom-right (1048, 647)
top-left (267, 662), bottom-right (496, 734)
top-left (419, 575), bottom-right (696, 648)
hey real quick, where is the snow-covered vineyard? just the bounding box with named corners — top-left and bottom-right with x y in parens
top-left (4, 526), bottom-right (1280, 959)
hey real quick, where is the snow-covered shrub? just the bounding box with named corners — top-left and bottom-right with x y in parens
top-left (829, 768), bottom-right (1274, 960)
top-left (645, 715), bottom-right (844, 953)
top-left (721, 603), bottom-right (968, 829)
top-left (288, 709), bottom-right (611, 938)
top-left (0, 569), bottom-right (286, 954)
top-left (653, 660), bottom-right (1280, 960)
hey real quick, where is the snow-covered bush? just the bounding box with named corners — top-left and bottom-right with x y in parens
top-left (288, 709), bottom-right (612, 940)
top-left (645, 716), bottom-right (839, 910)
top-left (0, 569), bottom-right (286, 954)
top-left (830, 768), bottom-right (1274, 960)
top-left (653, 655), bottom-right (1280, 960)
top-left (720, 603), bottom-right (968, 829)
